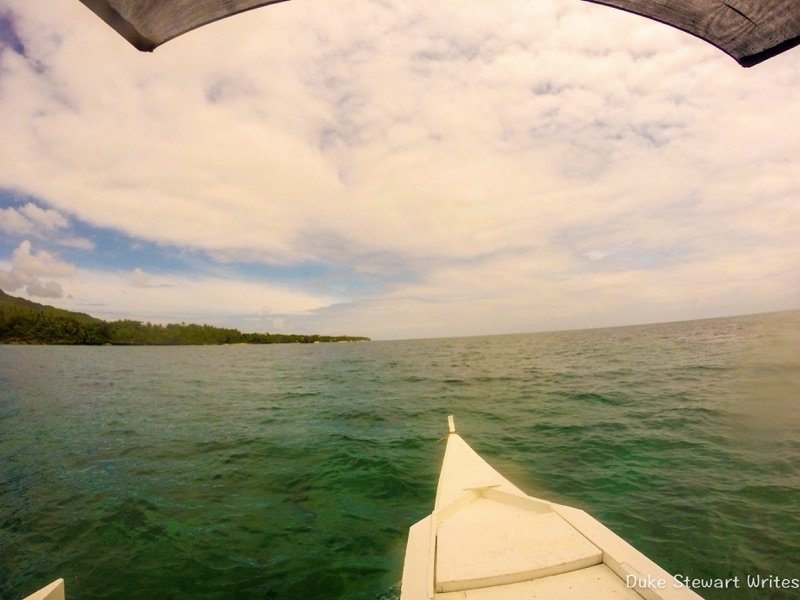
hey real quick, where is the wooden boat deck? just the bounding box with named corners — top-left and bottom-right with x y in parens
top-left (436, 564), bottom-right (643, 599)
top-left (436, 493), bottom-right (602, 592)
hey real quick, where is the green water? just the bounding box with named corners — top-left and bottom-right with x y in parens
top-left (1, 311), bottom-right (799, 599)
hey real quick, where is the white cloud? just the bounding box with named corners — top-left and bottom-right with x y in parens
top-left (0, 206), bottom-right (31, 235)
top-left (53, 268), bottom-right (339, 330)
top-left (0, 240), bottom-right (75, 297)
top-left (0, 202), bottom-right (68, 235)
top-left (128, 267), bottom-right (155, 288)
top-left (0, 201), bottom-right (92, 249)
top-left (25, 279), bottom-right (63, 298)
top-left (10, 240), bottom-right (75, 277)
top-left (20, 202), bottom-right (68, 230)
top-left (56, 236), bottom-right (95, 250)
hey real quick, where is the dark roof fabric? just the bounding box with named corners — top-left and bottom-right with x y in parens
top-left (78, 0), bottom-right (800, 65)
top-left (78, 0), bottom-right (289, 51)
top-left (584, 0), bottom-right (800, 66)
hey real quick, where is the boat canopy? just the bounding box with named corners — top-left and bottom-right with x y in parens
top-left (77, 0), bottom-right (799, 66)
top-left (586, 0), bottom-right (800, 67)
top-left (77, 0), bottom-right (289, 52)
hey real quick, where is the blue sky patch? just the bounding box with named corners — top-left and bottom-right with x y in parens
top-left (0, 188), bottom-right (384, 300)
top-left (0, 11), bottom-right (25, 56)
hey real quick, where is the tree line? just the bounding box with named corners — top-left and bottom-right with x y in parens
top-left (0, 291), bottom-right (369, 345)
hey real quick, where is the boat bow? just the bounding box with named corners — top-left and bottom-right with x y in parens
top-left (401, 417), bottom-right (703, 600)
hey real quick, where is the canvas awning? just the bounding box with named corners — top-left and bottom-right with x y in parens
top-left (78, 0), bottom-right (800, 66)
top-left (586, 0), bottom-right (800, 66)
top-left (78, 0), bottom-right (289, 52)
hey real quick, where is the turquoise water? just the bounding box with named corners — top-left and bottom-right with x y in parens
top-left (1, 311), bottom-right (799, 599)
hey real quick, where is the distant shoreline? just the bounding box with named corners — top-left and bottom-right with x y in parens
top-left (0, 290), bottom-right (370, 345)
top-left (0, 338), bottom-right (370, 346)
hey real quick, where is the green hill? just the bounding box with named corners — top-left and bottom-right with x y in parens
top-left (0, 289), bottom-right (100, 321)
top-left (0, 289), bottom-right (369, 345)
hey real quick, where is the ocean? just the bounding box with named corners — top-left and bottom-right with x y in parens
top-left (1, 311), bottom-right (799, 599)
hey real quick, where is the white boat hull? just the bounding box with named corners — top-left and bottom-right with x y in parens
top-left (22, 579), bottom-right (65, 600)
top-left (401, 417), bottom-right (703, 600)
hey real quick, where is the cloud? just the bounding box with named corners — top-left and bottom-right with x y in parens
top-left (56, 236), bottom-right (95, 250)
top-left (10, 240), bottom-right (74, 277)
top-left (51, 268), bottom-right (339, 330)
top-left (0, 240), bottom-right (75, 297)
top-left (0, 200), bottom-right (94, 249)
top-left (20, 201), bottom-right (68, 230)
top-left (0, 202), bottom-right (66, 234)
top-left (128, 267), bottom-right (156, 288)
top-left (25, 279), bottom-right (63, 297)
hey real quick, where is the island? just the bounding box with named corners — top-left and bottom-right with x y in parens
top-left (0, 290), bottom-right (369, 345)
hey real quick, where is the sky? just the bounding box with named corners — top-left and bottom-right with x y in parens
top-left (0, 0), bottom-right (798, 340)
